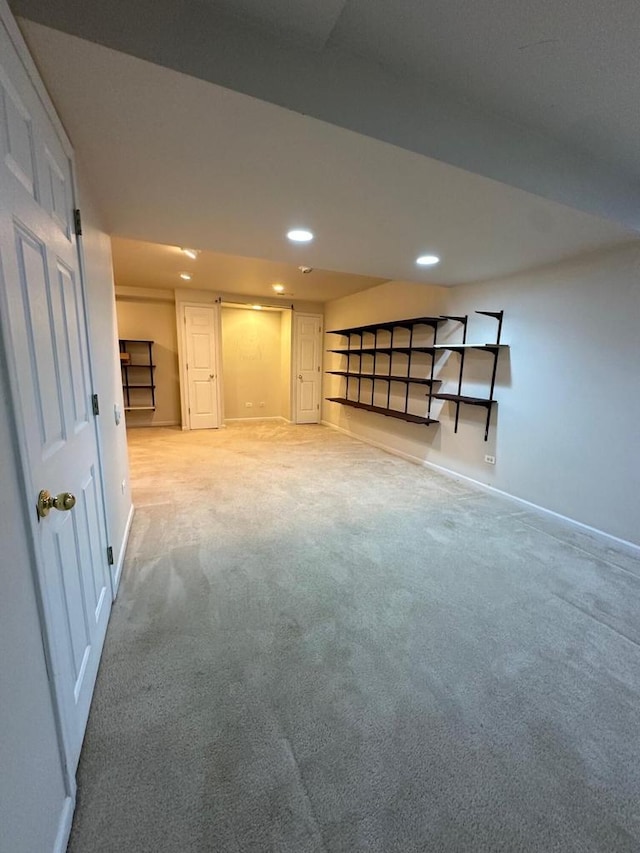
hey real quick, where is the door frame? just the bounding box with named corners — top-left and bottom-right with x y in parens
top-left (292, 311), bottom-right (323, 424)
top-left (175, 298), bottom-right (224, 429)
top-left (0, 0), bottom-right (113, 798)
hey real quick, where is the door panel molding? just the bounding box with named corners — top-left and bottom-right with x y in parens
top-left (175, 298), bottom-right (223, 430)
top-left (293, 312), bottom-right (323, 424)
top-left (0, 13), bottom-right (113, 853)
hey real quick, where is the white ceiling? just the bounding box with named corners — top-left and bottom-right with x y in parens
top-left (111, 237), bottom-right (386, 303)
top-left (323, 0), bottom-right (640, 177)
top-left (203, 0), bottom-right (348, 49)
top-left (19, 22), bottom-right (637, 298)
top-left (12, 0), bottom-right (640, 230)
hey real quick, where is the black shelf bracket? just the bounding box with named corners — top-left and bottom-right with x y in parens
top-left (431, 311), bottom-right (504, 440)
top-left (435, 315), bottom-right (468, 429)
top-left (477, 310), bottom-right (503, 439)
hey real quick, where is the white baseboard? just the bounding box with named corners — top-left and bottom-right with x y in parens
top-left (112, 503), bottom-right (135, 597)
top-left (321, 420), bottom-right (640, 556)
top-left (224, 416), bottom-right (288, 423)
top-left (126, 420), bottom-right (180, 428)
top-left (53, 794), bottom-right (75, 853)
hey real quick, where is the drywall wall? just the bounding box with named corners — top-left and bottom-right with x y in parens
top-left (222, 307), bottom-right (283, 419)
top-left (323, 244), bottom-right (640, 546)
top-left (280, 310), bottom-right (292, 420)
top-left (115, 294), bottom-right (181, 426)
top-left (78, 159), bottom-right (132, 577)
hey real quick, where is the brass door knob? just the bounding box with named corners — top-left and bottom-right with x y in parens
top-left (37, 490), bottom-right (76, 519)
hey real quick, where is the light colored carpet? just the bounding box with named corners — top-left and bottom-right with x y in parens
top-left (69, 421), bottom-right (640, 852)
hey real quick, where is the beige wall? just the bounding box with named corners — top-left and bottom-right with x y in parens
top-left (115, 296), bottom-right (181, 427)
top-left (222, 307), bottom-right (284, 419)
top-left (280, 310), bottom-right (292, 420)
top-left (323, 244), bottom-right (640, 547)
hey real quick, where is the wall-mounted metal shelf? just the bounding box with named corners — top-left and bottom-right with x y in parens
top-left (431, 311), bottom-right (506, 440)
top-left (326, 397), bottom-right (438, 426)
top-left (119, 339), bottom-right (156, 412)
top-left (325, 316), bottom-right (445, 426)
top-left (326, 311), bottom-right (507, 440)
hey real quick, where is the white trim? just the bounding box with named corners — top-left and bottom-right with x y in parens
top-left (321, 420), bottom-right (640, 556)
top-left (224, 416), bottom-right (289, 423)
top-left (115, 285), bottom-right (174, 302)
top-left (292, 311), bottom-right (323, 424)
top-left (176, 299), bottom-right (223, 430)
top-left (125, 419), bottom-right (180, 428)
top-left (53, 793), bottom-right (75, 853)
top-left (112, 503), bottom-right (134, 595)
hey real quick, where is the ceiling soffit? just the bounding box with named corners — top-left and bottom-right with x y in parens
top-left (10, 0), bottom-right (640, 231)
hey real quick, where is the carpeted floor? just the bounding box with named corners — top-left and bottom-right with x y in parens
top-left (68, 421), bottom-right (640, 852)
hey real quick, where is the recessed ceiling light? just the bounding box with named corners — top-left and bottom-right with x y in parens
top-left (252, 304), bottom-right (263, 310)
top-left (180, 272), bottom-right (192, 280)
top-left (416, 254), bottom-right (440, 266)
top-left (181, 248), bottom-right (199, 259)
top-left (287, 228), bottom-right (314, 243)
top-left (272, 283), bottom-right (285, 293)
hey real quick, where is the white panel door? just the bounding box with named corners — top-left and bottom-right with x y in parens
top-left (294, 313), bottom-right (322, 424)
top-left (0, 19), bottom-right (111, 771)
top-left (185, 304), bottom-right (219, 429)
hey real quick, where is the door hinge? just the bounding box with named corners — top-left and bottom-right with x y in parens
top-left (73, 208), bottom-right (82, 236)
top-left (92, 393), bottom-right (100, 415)
top-left (317, 403), bottom-right (320, 410)
top-left (107, 545), bottom-right (114, 565)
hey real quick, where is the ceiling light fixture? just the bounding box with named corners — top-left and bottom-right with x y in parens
top-left (181, 248), bottom-right (199, 259)
top-left (416, 254), bottom-right (440, 266)
top-left (298, 266), bottom-right (313, 274)
top-left (287, 228), bottom-right (314, 243)
top-left (252, 304), bottom-right (263, 310)
top-left (180, 272), bottom-right (192, 280)
top-left (272, 283), bottom-right (285, 293)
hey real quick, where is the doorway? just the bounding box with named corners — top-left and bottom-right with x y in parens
top-left (220, 304), bottom-right (293, 422)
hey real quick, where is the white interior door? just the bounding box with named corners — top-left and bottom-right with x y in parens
top-left (294, 313), bottom-right (322, 424)
top-left (0, 19), bottom-right (111, 770)
top-left (185, 304), bottom-right (220, 429)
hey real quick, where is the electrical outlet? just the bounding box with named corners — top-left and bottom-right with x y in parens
top-left (484, 454), bottom-right (496, 465)
top-left (245, 402), bottom-right (253, 408)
